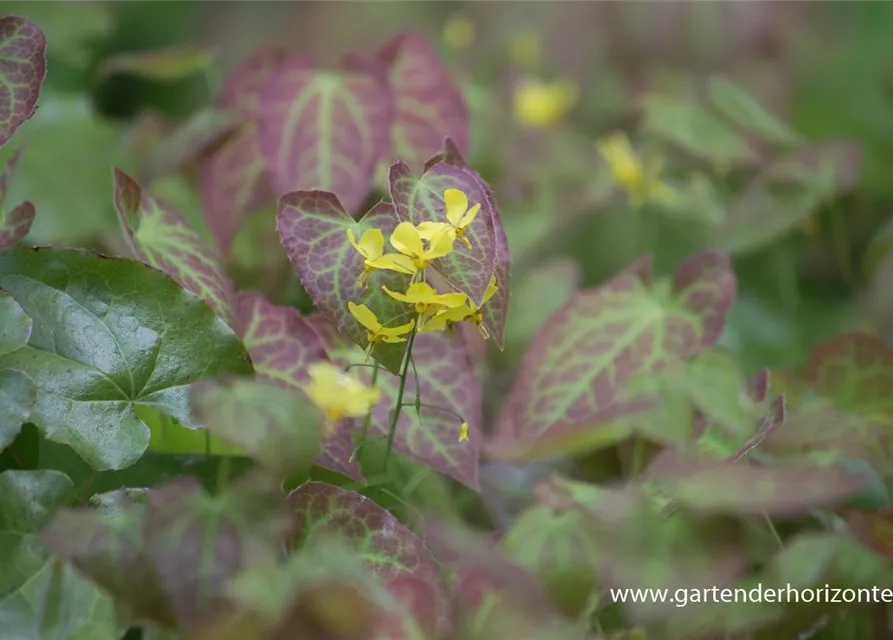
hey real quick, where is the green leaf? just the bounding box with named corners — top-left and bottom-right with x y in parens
top-left (98, 44), bottom-right (215, 82)
top-left (0, 149), bottom-right (35, 248)
top-left (707, 76), bottom-right (801, 147)
top-left (0, 469), bottom-right (117, 639)
top-left (0, 16), bottom-right (46, 147)
top-left (0, 247), bottom-right (252, 470)
top-left (0, 288), bottom-right (30, 354)
top-left (0, 370), bottom-right (35, 450)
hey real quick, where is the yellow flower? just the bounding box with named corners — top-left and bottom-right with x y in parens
top-left (301, 361), bottom-right (381, 430)
top-left (390, 221), bottom-right (455, 271)
top-left (458, 422), bottom-right (470, 443)
top-left (596, 132), bottom-right (678, 209)
top-left (509, 31), bottom-right (541, 70)
top-left (382, 282), bottom-right (467, 324)
top-left (417, 189), bottom-right (481, 250)
top-left (443, 14), bottom-right (475, 50)
top-left (513, 77), bottom-right (579, 129)
top-left (423, 275), bottom-right (498, 339)
top-left (348, 302), bottom-right (415, 360)
top-left (347, 228), bottom-right (416, 287)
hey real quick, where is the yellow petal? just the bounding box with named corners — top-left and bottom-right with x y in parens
top-left (380, 318), bottom-right (415, 337)
top-left (348, 302), bottom-right (382, 332)
top-left (357, 228), bottom-right (383, 260)
top-left (458, 422), bottom-right (469, 442)
top-left (366, 253), bottom-right (416, 275)
top-left (417, 221), bottom-right (452, 241)
top-left (380, 334), bottom-right (410, 344)
top-left (383, 282), bottom-right (439, 304)
top-left (382, 284), bottom-right (416, 304)
top-left (425, 228), bottom-right (456, 260)
top-left (481, 275), bottom-right (498, 305)
top-left (444, 188), bottom-right (469, 226)
top-left (346, 228), bottom-right (363, 256)
top-left (390, 221), bottom-right (424, 258)
top-left (458, 202), bottom-right (480, 229)
top-left (437, 292), bottom-right (469, 308)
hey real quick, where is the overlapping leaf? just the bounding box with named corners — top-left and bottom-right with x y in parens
top-left (277, 191), bottom-right (412, 374)
top-left (0, 369), bottom-right (34, 450)
top-left (258, 55), bottom-right (394, 214)
top-left (0, 246), bottom-right (252, 470)
top-left (707, 76), bottom-right (801, 147)
top-left (0, 16), bottom-right (46, 147)
top-left (114, 169), bottom-right (238, 331)
top-left (289, 481), bottom-right (451, 636)
top-left (0, 147), bottom-right (33, 248)
top-left (98, 44), bottom-right (214, 82)
top-left (200, 47), bottom-right (284, 256)
top-left (0, 470), bottom-right (117, 638)
top-left (0, 287), bottom-right (29, 354)
top-left (495, 252), bottom-right (735, 443)
top-left (377, 31), bottom-right (468, 172)
top-left (236, 290), bottom-right (360, 480)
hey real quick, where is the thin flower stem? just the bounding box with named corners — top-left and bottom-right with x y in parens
top-left (383, 319), bottom-right (419, 471)
top-left (344, 362), bottom-right (379, 372)
top-left (357, 360), bottom-right (380, 451)
top-left (398, 401), bottom-right (465, 423)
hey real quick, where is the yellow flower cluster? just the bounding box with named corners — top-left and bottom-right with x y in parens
top-left (513, 77), bottom-right (579, 129)
top-left (301, 362), bottom-right (380, 433)
top-left (596, 132), bottom-right (678, 210)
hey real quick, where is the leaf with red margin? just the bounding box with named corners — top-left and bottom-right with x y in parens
top-left (307, 313), bottom-right (482, 489)
top-left (113, 168), bottom-right (238, 331)
top-left (236, 290), bottom-right (362, 482)
top-left (288, 481), bottom-right (451, 637)
top-left (0, 16), bottom-right (46, 147)
top-left (377, 31), bottom-right (468, 173)
top-left (0, 147), bottom-right (33, 248)
top-left (277, 191), bottom-right (413, 375)
top-left (258, 55), bottom-right (393, 215)
top-left (200, 47), bottom-right (285, 256)
top-left (423, 138), bottom-right (510, 348)
top-left (388, 160), bottom-right (497, 307)
top-left (495, 252), bottom-right (735, 443)
top-left (805, 332), bottom-right (893, 424)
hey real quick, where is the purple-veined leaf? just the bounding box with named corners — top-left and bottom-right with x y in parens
top-left (377, 31), bottom-right (468, 173)
top-left (98, 44), bottom-right (214, 82)
top-left (277, 191), bottom-right (412, 374)
top-left (389, 160), bottom-right (497, 308)
top-left (0, 16), bottom-right (46, 147)
top-left (0, 147), bottom-right (34, 248)
top-left (113, 168), bottom-right (238, 331)
top-left (495, 252), bottom-right (735, 444)
top-left (200, 47), bottom-right (285, 256)
top-left (236, 290), bottom-right (362, 482)
top-left (289, 481), bottom-right (451, 637)
top-left (258, 55), bottom-right (394, 215)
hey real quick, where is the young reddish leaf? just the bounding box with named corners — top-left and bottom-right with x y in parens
top-left (258, 56), bottom-right (394, 214)
top-left (98, 44), bottom-right (214, 81)
top-left (289, 481), bottom-right (451, 636)
top-left (236, 291), bottom-right (362, 482)
top-left (495, 252), bottom-right (735, 443)
top-left (389, 160), bottom-right (497, 307)
top-left (113, 168), bottom-right (238, 331)
top-left (277, 191), bottom-right (412, 375)
top-left (0, 147), bottom-right (34, 248)
top-left (377, 31), bottom-right (468, 172)
top-left (0, 16), bottom-right (46, 147)
top-left (200, 47), bottom-right (285, 256)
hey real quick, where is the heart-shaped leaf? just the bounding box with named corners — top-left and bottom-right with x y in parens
top-left (277, 191), bottom-right (412, 374)
top-left (258, 55), bottom-right (394, 214)
top-left (0, 246), bottom-right (252, 470)
top-left (114, 169), bottom-right (238, 331)
top-left (200, 48), bottom-right (285, 256)
top-left (377, 31), bottom-right (468, 172)
top-left (0, 16), bottom-right (46, 147)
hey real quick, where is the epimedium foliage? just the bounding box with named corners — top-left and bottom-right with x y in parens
top-left (0, 10), bottom-right (892, 640)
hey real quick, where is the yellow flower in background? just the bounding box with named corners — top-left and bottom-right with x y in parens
top-left (348, 302), bottom-right (415, 360)
top-left (513, 77), bottom-right (579, 129)
top-left (418, 188), bottom-right (481, 249)
top-left (458, 422), bottom-right (470, 443)
top-left (382, 282), bottom-right (467, 320)
top-left (347, 228), bottom-right (416, 287)
top-left (443, 14), bottom-right (475, 50)
top-left (509, 30), bottom-right (541, 70)
top-left (596, 132), bottom-right (678, 209)
top-left (302, 361), bottom-right (381, 431)
top-left (390, 221), bottom-right (455, 271)
top-left (423, 275), bottom-right (498, 339)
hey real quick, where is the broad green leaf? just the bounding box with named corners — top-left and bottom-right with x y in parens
top-left (200, 47), bottom-right (284, 256)
top-left (0, 247), bottom-right (252, 470)
top-left (190, 377), bottom-right (322, 480)
top-left (0, 16), bottom-right (46, 147)
top-left (98, 44), bottom-right (214, 81)
top-left (113, 169), bottom-right (238, 331)
top-left (0, 148), bottom-right (35, 248)
top-left (289, 481), bottom-right (451, 636)
top-left (495, 252), bottom-right (735, 444)
top-left (0, 469), bottom-right (117, 639)
top-left (236, 290), bottom-right (361, 481)
top-left (707, 76), bottom-right (801, 147)
top-left (277, 192), bottom-right (412, 374)
top-left (0, 369), bottom-right (34, 450)
top-left (0, 288), bottom-right (30, 354)
top-left (838, 457), bottom-right (890, 511)
top-left (258, 56), bottom-right (394, 215)
top-left (377, 31), bottom-right (468, 172)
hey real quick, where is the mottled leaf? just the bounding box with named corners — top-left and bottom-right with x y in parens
top-left (289, 481), bottom-right (451, 636)
top-left (277, 191), bottom-right (412, 374)
top-left (389, 160), bottom-right (497, 306)
top-left (504, 259), bottom-right (579, 356)
top-left (114, 168), bottom-right (238, 331)
top-left (200, 48), bottom-right (284, 256)
top-left (98, 44), bottom-right (214, 81)
top-left (258, 55), bottom-right (394, 214)
top-left (0, 369), bottom-right (34, 450)
top-left (495, 252), bottom-right (735, 443)
top-left (0, 470), bottom-right (117, 639)
top-left (0, 288), bottom-right (29, 354)
top-left (378, 31), bottom-right (468, 172)
top-left (0, 247), bottom-right (252, 470)
top-left (0, 16), bottom-right (46, 147)
top-left (707, 76), bottom-right (801, 147)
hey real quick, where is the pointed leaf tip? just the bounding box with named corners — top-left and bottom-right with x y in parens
top-left (0, 16), bottom-right (47, 147)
